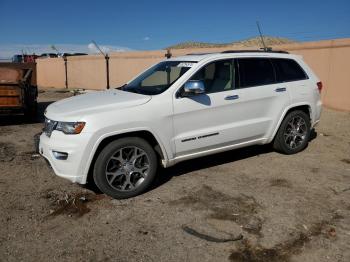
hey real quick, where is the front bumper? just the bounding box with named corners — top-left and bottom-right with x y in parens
top-left (38, 131), bottom-right (93, 184)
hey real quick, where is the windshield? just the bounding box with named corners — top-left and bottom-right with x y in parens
top-left (122, 61), bottom-right (196, 95)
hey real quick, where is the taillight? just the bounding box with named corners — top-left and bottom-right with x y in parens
top-left (317, 81), bottom-right (323, 93)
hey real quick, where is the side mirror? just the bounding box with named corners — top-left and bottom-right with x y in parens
top-left (183, 80), bottom-right (205, 96)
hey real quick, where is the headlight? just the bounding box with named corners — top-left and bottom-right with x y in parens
top-left (55, 121), bottom-right (86, 134)
top-left (44, 118), bottom-right (86, 137)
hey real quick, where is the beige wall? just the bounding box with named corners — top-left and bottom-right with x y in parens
top-left (277, 39), bottom-right (350, 111)
top-left (36, 57), bottom-right (65, 88)
top-left (36, 38), bottom-right (350, 111)
top-left (109, 50), bottom-right (165, 87)
top-left (67, 55), bottom-right (106, 89)
top-left (325, 46), bottom-right (350, 111)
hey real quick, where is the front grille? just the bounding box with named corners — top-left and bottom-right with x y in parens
top-left (43, 118), bottom-right (57, 137)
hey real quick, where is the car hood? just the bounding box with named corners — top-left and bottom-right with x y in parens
top-left (45, 89), bottom-right (152, 121)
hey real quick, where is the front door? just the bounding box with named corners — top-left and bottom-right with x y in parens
top-left (172, 59), bottom-right (240, 157)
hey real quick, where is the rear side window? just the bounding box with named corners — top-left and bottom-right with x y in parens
top-left (272, 58), bottom-right (308, 82)
top-left (237, 58), bottom-right (275, 88)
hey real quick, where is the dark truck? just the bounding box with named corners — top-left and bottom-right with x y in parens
top-left (0, 63), bottom-right (38, 117)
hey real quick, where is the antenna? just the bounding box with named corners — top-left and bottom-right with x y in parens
top-left (256, 21), bottom-right (268, 51)
top-left (91, 40), bottom-right (110, 89)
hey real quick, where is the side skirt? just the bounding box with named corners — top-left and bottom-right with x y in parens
top-left (162, 138), bottom-right (267, 168)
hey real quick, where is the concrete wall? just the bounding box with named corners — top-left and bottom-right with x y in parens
top-left (36, 38), bottom-right (350, 111)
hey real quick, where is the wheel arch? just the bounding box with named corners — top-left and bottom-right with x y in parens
top-left (84, 129), bottom-right (168, 185)
top-left (270, 103), bottom-right (312, 143)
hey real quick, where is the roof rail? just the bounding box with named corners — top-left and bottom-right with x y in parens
top-left (186, 52), bottom-right (217, 56)
top-left (221, 50), bottom-right (289, 54)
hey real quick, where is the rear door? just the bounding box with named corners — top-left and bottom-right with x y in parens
top-left (270, 58), bottom-right (310, 104)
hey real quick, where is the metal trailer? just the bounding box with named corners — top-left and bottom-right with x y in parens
top-left (0, 63), bottom-right (38, 117)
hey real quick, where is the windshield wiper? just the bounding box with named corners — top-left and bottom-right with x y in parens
top-left (123, 86), bottom-right (142, 94)
top-left (116, 84), bottom-right (127, 90)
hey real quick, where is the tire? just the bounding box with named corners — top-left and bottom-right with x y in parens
top-left (24, 101), bottom-right (38, 121)
top-left (93, 137), bottom-right (158, 199)
top-left (24, 86), bottom-right (38, 120)
top-left (273, 110), bottom-right (311, 154)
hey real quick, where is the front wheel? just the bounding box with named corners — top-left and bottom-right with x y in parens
top-left (93, 137), bottom-right (158, 199)
top-left (273, 110), bottom-right (311, 154)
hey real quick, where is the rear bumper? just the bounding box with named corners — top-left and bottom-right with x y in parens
top-left (312, 100), bottom-right (322, 127)
top-left (38, 131), bottom-right (92, 184)
top-left (312, 119), bottom-right (320, 128)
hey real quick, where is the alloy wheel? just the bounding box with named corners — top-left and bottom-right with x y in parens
top-left (105, 146), bottom-right (150, 191)
top-left (283, 116), bottom-right (307, 149)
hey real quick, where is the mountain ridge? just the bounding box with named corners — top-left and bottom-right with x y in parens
top-left (166, 36), bottom-right (296, 49)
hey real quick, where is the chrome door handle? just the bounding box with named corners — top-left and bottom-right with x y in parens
top-left (225, 95), bottom-right (239, 100)
top-left (275, 87), bottom-right (286, 92)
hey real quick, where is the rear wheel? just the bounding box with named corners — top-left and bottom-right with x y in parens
top-left (93, 137), bottom-right (158, 199)
top-left (273, 110), bottom-right (311, 154)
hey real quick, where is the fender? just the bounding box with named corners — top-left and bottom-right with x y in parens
top-left (81, 127), bottom-right (170, 183)
top-left (267, 102), bottom-right (312, 144)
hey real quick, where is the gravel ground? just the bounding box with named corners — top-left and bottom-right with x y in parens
top-left (1, 89), bottom-right (350, 262)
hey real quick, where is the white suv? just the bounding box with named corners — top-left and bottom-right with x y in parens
top-left (39, 50), bottom-right (322, 198)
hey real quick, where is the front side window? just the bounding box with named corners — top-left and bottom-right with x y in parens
top-left (237, 58), bottom-right (275, 88)
top-left (271, 58), bottom-right (308, 82)
top-left (123, 61), bottom-right (194, 95)
top-left (189, 59), bottom-right (233, 93)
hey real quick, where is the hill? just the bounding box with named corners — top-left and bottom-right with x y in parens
top-left (166, 36), bottom-right (296, 49)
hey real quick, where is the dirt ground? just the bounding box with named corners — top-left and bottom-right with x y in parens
top-left (1, 89), bottom-right (350, 262)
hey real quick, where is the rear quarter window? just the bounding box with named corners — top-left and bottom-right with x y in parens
top-left (272, 58), bottom-right (308, 82)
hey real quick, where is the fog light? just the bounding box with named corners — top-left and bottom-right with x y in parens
top-left (52, 151), bottom-right (68, 160)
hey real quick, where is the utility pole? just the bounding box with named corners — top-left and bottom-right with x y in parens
top-left (164, 49), bottom-right (172, 85)
top-left (165, 49), bottom-right (172, 59)
top-left (92, 40), bottom-right (110, 89)
top-left (63, 56), bottom-right (68, 89)
top-left (51, 45), bottom-right (68, 88)
top-left (21, 49), bottom-right (25, 63)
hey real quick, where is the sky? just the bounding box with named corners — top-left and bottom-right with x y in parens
top-left (0, 0), bottom-right (349, 58)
